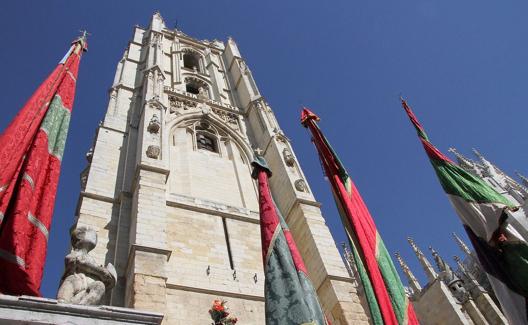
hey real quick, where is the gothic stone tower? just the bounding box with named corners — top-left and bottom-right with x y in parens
top-left (73, 13), bottom-right (369, 324)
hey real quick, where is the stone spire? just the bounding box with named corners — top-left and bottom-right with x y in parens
top-left (452, 232), bottom-right (473, 257)
top-left (472, 148), bottom-right (500, 179)
top-left (471, 148), bottom-right (485, 162)
top-left (448, 148), bottom-right (484, 177)
top-left (407, 237), bottom-right (437, 282)
top-left (430, 247), bottom-right (469, 303)
top-left (430, 246), bottom-right (452, 276)
top-left (515, 171), bottom-right (528, 188)
top-left (448, 148), bottom-right (475, 169)
top-left (395, 252), bottom-right (422, 296)
top-left (471, 149), bottom-right (526, 204)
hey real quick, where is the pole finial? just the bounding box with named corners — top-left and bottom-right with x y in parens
top-left (300, 107), bottom-right (320, 127)
top-left (79, 29), bottom-right (91, 38)
top-left (73, 30), bottom-right (90, 52)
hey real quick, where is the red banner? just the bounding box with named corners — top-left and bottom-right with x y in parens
top-left (0, 36), bottom-right (86, 295)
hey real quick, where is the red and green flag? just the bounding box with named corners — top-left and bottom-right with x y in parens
top-left (401, 98), bottom-right (528, 325)
top-left (252, 156), bottom-right (329, 325)
top-left (301, 108), bottom-right (419, 325)
top-left (0, 34), bottom-right (87, 296)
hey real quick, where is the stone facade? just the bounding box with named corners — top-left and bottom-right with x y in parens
top-left (71, 12), bottom-right (370, 324)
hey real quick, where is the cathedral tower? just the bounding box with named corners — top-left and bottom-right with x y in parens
top-left (73, 13), bottom-right (369, 324)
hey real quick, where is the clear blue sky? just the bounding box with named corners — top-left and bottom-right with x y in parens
top-left (1, 0), bottom-right (527, 298)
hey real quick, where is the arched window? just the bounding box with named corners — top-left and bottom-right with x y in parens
top-left (183, 51), bottom-right (201, 71)
top-left (185, 77), bottom-right (209, 99)
top-left (196, 132), bottom-right (217, 152)
top-left (186, 83), bottom-right (200, 95)
top-left (195, 122), bottom-right (218, 153)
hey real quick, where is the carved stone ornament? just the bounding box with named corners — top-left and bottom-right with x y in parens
top-left (274, 130), bottom-right (288, 143)
top-left (200, 104), bottom-right (211, 116)
top-left (212, 108), bottom-right (239, 129)
top-left (147, 114), bottom-right (161, 134)
top-left (109, 88), bottom-right (117, 100)
top-left (146, 145), bottom-right (161, 159)
top-left (80, 170), bottom-right (88, 190)
top-left (255, 100), bottom-right (265, 110)
top-left (282, 148), bottom-right (295, 167)
top-left (239, 60), bottom-right (248, 74)
top-left (168, 95), bottom-right (197, 113)
top-left (85, 147), bottom-right (94, 163)
top-left (295, 179), bottom-right (308, 192)
top-left (57, 226), bottom-right (117, 305)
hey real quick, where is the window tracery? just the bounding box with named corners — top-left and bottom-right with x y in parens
top-left (196, 132), bottom-right (217, 152)
top-left (182, 49), bottom-right (202, 72)
top-left (194, 122), bottom-right (219, 154)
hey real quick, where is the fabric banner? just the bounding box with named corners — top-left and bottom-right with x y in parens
top-left (0, 36), bottom-right (87, 296)
top-left (252, 157), bottom-right (328, 325)
top-left (301, 108), bottom-right (419, 325)
top-left (401, 98), bottom-right (528, 325)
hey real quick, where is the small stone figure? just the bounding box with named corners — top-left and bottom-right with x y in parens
top-left (295, 179), bottom-right (308, 192)
top-left (239, 60), bottom-right (249, 75)
top-left (57, 226), bottom-right (117, 305)
top-left (198, 86), bottom-right (208, 100)
top-left (147, 114), bottom-right (161, 134)
top-left (282, 148), bottom-right (295, 167)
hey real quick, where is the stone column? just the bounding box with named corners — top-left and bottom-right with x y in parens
top-left (171, 39), bottom-right (181, 86)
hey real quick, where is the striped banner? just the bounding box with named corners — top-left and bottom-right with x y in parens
top-left (252, 157), bottom-right (329, 325)
top-left (302, 108), bottom-right (419, 325)
top-left (401, 98), bottom-right (528, 325)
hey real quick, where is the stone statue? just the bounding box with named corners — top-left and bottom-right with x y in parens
top-left (240, 60), bottom-right (248, 74)
top-left (198, 86), bottom-right (208, 100)
top-left (57, 226), bottom-right (117, 305)
top-left (147, 114), bottom-right (161, 134)
top-left (282, 148), bottom-right (295, 167)
top-left (295, 179), bottom-right (308, 192)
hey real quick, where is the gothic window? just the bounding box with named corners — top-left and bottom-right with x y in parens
top-left (185, 77), bottom-right (209, 99)
top-left (183, 51), bottom-right (201, 71)
top-left (196, 132), bottom-right (217, 153)
top-left (186, 83), bottom-right (200, 95)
